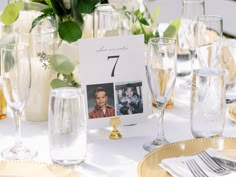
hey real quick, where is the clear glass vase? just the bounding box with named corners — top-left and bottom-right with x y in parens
top-left (15, 10), bottom-right (58, 122)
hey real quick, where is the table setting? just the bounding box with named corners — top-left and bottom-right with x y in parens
top-left (0, 0), bottom-right (236, 177)
top-left (139, 138), bottom-right (236, 177)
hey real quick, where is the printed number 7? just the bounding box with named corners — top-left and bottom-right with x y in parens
top-left (108, 55), bottom-right (119, 77)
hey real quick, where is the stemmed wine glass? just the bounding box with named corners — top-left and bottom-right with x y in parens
top-left (143, 37), bottom-right (177, 151)
top-left (1, 43), bottom-right (37, 159)
top-left (178, 0), bottom-right (205, 87)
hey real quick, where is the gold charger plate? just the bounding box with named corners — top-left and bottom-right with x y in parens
top-left (138, 137), bottom-right (236, 177)
top-left (0, 160), bottom-right (81, 177)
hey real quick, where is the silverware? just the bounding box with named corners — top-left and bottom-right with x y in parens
top-left (185, 159), bottom-right (209, 177)
top-left (198, 151), bottom-right (230, 175)
top-left (212, 156), bottom-right (236, 171)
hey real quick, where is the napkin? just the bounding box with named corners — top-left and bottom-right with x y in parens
top-left (159, 148), bottom-right (236, 177)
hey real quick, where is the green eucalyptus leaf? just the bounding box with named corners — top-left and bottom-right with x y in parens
top-left (58, 21), bottom-right (82, 42)
top-left (0, 3), bottom-right (22, 25)
top-left (44, 0), bottom-right (52, 7)
top-left (51, 78), bottom-right (71, 89)
top-left (50, 0), bottom-right (67, 19)
top-left (49, 54), bottom-right (75, 75)
top-left (79, 0), bottom-right (100, 14)
top-left (138, 18), bottom-right (149, 26)
top-left (30, 0), bottom-right (47, 4)
top-left (24, 1), bottom-right (48, 11)
top-left (29, 13), bottom-right (47, 32)
top-left (17, 2), bottom-right (25, 9)
top-left (41, 7), bottom-right (54, 15)
top-left (70, 0), bottom-right (84, 26)
top-left (163, 18), bottom-right (181, 38)
top-left (134, 10), bottom-right (143, 19)
top-left (151, 6), bottom-right (160, 25)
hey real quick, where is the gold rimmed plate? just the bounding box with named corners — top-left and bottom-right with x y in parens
top-left (228, 103), bottom-right (236, 123)
top-left (0, 160), bottom-right (81, 177)
top-left (138, 138), bottom-right (236, 177)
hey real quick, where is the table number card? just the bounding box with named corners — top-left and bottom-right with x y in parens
top-left (79, 35), bottom-right (150, 128)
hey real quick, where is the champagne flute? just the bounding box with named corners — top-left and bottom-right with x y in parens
top-left (1, 43), bottom-right (37, 159)
top-left (197, 15), bottom-right (223, 68)
top-left (178, 0), bottom-right (205, 87)
top-left (144, 37), bottom-right (177, 151)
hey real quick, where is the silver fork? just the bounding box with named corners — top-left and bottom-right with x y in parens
top-left (198, 151), bottom-right (230, 175)
top-left (185, 159), bottom-right (209, 177)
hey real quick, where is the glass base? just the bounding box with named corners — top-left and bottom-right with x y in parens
top-left (143, 138), bottom-right (168, 152)
top-left (52, 159), bottom-right (85, 166)
top-left (177, 71), bottom-right (191, 77)
top-left (1, 145), bottom-right (37, 160)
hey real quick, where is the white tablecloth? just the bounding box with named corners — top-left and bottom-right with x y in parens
top-left (0, 77), bottom-right (236, 177)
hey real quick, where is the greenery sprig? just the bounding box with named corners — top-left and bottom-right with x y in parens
top-left (49, 54), bottom-right (80, 88)
top-left (131, 6), bottom-right (181, 43)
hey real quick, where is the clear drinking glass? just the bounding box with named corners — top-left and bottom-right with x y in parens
top-left (197, 15), bottom-right (223, 68)
top-left (178, 0), bottom-right (205, 85)
top-left (1, 43), bottom-right (37, 159)
top-left (144, 37), bottom-right (177, 151)
top-left (191, 68), bottom-right (226, 138)
top-left (48, 88), bottom-right (87, 165)
top-left (93, 4), bottom-right (132, 38)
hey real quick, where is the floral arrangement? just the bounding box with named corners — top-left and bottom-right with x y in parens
top-left (0, 0), bottom-right (181, 88)
top-left (1, 0), bottom-right (100, 42)
top-left (1, 0), bottom-right (98, 88)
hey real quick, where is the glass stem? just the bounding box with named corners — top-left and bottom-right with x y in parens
top-left (14, 111), bottom-right (22, 147)
top-left (190, 48), bottom-right (197, 71)
top-left (156, 108), bottom-right (165, 140)
top-left (184, 48), bottom-right (197, 86)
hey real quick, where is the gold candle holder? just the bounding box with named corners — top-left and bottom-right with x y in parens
top-left (109, 117), bottom-right (122, 140)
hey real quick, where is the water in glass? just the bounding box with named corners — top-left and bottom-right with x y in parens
top-left (191, 68), bottom-right (226, 138)
top-left (49, 88), bottom-right (87, 165)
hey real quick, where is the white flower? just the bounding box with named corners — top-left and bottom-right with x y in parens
top-left (63, 0), bottom-right (71, 9)
top-left (109, 0), bottom-right (140, 11)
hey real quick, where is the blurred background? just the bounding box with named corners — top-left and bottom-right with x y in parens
top-left (0, 0), bottom-right (235, 37)
top-left (144, 0), bottom-right (236, 37)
